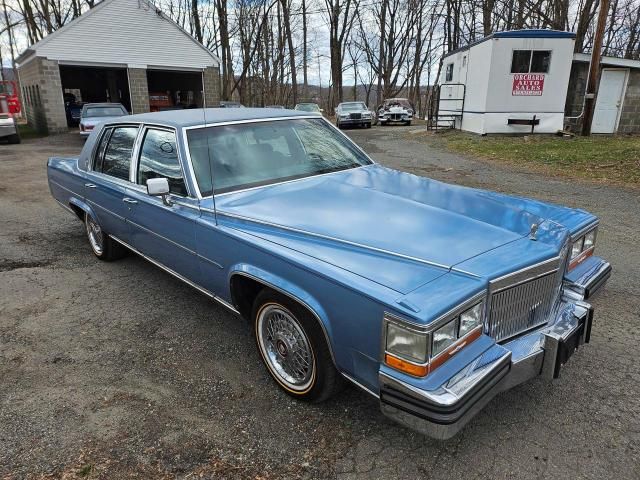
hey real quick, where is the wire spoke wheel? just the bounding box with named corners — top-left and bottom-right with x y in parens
top-left (85, 214), bottom-right (104, 256)
top-left (257, 304), bottom-right (315, 392)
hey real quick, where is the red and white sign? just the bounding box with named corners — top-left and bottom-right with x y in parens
top-left (512, 74), bottom-right (545, 96)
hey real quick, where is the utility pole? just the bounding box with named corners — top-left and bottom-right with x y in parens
top-left (581, 0), bottom-right (610, 136)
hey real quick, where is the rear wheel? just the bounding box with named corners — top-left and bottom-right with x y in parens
top-left (85, 212), bottom-right (127, 261)
top-left (253, 289), bottom-right (342, 402)
top-left (6, 133), bottom-right (20, 144)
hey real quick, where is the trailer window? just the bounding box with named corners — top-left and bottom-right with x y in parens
top-left (511, 50), bottom-right (551, 74)
top-left (445, 63), bottom-right (454, 82)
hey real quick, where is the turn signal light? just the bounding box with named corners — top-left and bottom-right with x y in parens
top-left (384, 353), bottom-right (428, 377)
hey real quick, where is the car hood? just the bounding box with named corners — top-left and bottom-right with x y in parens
top-left (216, 165), bottom-right (561, 293)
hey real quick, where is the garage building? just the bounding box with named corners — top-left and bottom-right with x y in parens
top-left (16, 0), bottom-right (220, 134)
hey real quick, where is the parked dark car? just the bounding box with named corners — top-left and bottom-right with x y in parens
top-left (64, 93), bottom-right (84, 127)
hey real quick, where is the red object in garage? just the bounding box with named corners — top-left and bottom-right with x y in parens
top-left (0, 81), bottom-right (22, 115)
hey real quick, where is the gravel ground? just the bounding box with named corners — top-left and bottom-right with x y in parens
top-left (1, 127), bottom-right (639, 479)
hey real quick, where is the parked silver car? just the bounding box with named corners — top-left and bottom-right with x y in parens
top-left (336, 102), bottom-right (373, 129)
top-left (0, 113), bottom-right (20, 144)
top-left (79, 103), bottom-right (128, 137)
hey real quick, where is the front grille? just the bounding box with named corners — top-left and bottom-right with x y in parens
top-left (487, 249), bottom-right (567, 343)
top-left (391, 113), bottom-right (402, 120)
top-left (350, 112), bottom-right (362, 120)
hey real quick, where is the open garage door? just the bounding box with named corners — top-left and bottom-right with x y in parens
top-left (146, 69), bottom-right (203, 112)
top-left (59, 65), bottom-right (131, 126)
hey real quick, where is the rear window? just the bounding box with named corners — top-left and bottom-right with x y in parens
top-left (84, 106), bottom-right (126, 118)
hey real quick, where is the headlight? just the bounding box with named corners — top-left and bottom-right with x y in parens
top-left (583, 230), bottom-right (596, 249)
top-left (386, 321), bottom-right (427, 363)
top-left (569, 227), bottom-right (597, 268)
top-left (432, 320), bottom-right (457, 356)
top-left (459, 303), bottom-right (483, 337)
top-left (384, 298), bottom-right (485, 377)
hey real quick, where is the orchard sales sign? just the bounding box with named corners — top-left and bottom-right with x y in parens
top-left (512, 74), bottom-right (545, 96)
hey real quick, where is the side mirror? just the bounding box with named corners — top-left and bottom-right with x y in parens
top-left (319, 108), bottom-right (324, 113)
top-left (146, 177), bottom-right (173, 206)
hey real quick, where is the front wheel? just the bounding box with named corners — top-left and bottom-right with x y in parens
top-left (253, 289), bottom-right (342, 402)
top-left (85, 212), bottom-right (127, 261)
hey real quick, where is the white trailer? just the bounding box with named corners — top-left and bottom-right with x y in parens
top-left (433, 30), bottom-right (575, 134)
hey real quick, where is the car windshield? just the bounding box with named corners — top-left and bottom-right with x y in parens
top-left (187, 118), bottom-right (372, 195)
top-left (84, 106), bottom-right (125, 117)
top-left (295, 104), bottom-right (320, 112)
top-left (340, 103), bottom-right (366, 111)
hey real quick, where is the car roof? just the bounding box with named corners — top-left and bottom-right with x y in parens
top-left (126, 108), bottom-right (310, 128)
top-left (83, 103), bottom-right (126, 108)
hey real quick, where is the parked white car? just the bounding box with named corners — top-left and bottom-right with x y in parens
top-left (376, 98), bottom-right (414, 125)
top-left (79, 103), bottom-right (128, 137)
top-left (294, 103), bottom-right (323, 115)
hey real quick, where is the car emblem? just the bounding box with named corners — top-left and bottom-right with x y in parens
top-left (529, 223), bottom-right (539, 240)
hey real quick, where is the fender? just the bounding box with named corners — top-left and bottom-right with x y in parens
top-left (68, 196), bottom-right (97, 222)
top-left (228, 264), bottom-right (337, 364)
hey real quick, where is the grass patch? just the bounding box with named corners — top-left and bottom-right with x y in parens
top-left (429, 131), bottom-right (640, 187)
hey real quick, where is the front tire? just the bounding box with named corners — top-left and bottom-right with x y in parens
top-left (85, 212), bottom-right (127, 261)
top-left (253, 289), bottom-right (341, 402)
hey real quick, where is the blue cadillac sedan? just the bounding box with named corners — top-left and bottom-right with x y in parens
top-left (47, 108), bottom-right (611, 439)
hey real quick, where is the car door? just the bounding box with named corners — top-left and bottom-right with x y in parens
top-left (84, 124), bottom-right (140, 243)
top-left (126, 125), bottom-right (200, 280)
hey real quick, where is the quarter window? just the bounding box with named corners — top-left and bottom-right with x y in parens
top-left (511, 50), bottom-right (551, 74)
top-left (101, 126), bottom-right (138, 181)
top-left (137, 128), bottom-right (187, 196)
top-left (93, 127), bottom-right (112, 172)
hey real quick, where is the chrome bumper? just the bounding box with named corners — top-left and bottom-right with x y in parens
top-left (379, 257), bottom-right (609, 440)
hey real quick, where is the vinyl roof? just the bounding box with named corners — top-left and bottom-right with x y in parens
top-left (126, 108), bottom-right (312, 128)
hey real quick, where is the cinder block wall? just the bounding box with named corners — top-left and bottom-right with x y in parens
top-left (618, 70), bottom-right (640, 134)
top-left (17, 57), bottom-right (67, 134)
top-left (128, 68), bottom-right (150, 114)
top-left (203, 65), bottom-right (221, 107)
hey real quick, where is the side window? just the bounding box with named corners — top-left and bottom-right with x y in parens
top-left (101, 126), bottom-right (138, 181)
top-left (445, 63), bottom-right (454, 82)
top-left (137, 128), bottom-right (187, 196)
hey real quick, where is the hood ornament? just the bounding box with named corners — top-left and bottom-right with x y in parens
top-left (529, 223), bottom-right (539, 240)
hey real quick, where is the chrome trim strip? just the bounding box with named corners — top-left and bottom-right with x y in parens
top-left (127, 219), bottom-right (196, 255)
top-left (197, 253), bottom-right (224, 269)
top-left (88, 199), bottom-right (125, 221)
top-left (341, 373), bottom-right (380, 399)
top-left (489, 257), bottom-right (559, 293)
top-left (216, 210), bottom-right (451, 271)
top-left (230, 271), bottom-right (337, 365)
top-left (49, 179), bottom-right (81, 197)
top-left (109, 235), bottom-right (239, 315)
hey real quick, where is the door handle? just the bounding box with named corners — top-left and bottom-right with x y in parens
top-left (85, 183), bottom-right (96, 188)
top-left (123, 198), bottom-right (138, 204)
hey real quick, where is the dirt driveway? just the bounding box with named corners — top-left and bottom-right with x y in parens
top-left (1, 128), bottom-right (639, 479)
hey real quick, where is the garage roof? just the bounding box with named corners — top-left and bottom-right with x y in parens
top-left (17, 0), bottom-right (219, 70)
